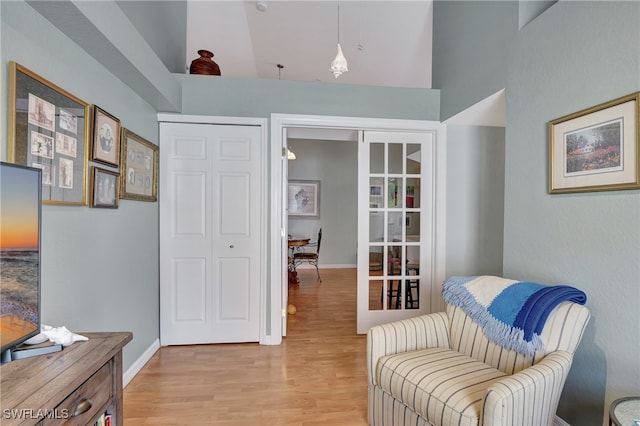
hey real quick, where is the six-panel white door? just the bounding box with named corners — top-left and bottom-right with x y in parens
top-left (160, 122), bottom-right (263, 345)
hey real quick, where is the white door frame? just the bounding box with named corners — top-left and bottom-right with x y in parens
top-left (269, 113), bottom-right (447, 343)
top-left (157, 113), bottom-right (269, 344)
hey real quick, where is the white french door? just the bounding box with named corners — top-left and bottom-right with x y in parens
top-left (357, 130), bottom-right (437, 333)
top-left (159, 120), bottom-right (264, 345)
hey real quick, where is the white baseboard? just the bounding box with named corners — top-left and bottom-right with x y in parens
top-left (554, 415), bottom-right (571, 426)
top-left (123, 338), bottom-right (160, 388)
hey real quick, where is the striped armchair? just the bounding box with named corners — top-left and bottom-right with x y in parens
top-left (367, 299), bottom-right (590, 426)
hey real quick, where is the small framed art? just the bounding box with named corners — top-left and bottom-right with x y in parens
top-left (91, 106), bottom-right (121, 167)
top-left (7, 61), bottom-right (89, 205)
top-left (120, 128), bottom-right (158, 202)
top-left (549, 92), bottom-right (639, 194)
top-left (288, 180), bottom-right (320, 218)
top-left (90, 166), bottom-right (119, 208)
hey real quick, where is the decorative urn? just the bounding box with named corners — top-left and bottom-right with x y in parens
top-left (189, 49), bottom-right (221, 76)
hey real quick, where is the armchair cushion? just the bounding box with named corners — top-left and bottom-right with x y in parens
top-left (376, 348), bottom-right (506, 426)
top-left (367, 312), bottom-right (450, 386)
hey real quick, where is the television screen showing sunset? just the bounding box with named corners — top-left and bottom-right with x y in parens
top-left (1, 166), bottom-right (39, 249)
top-left (0, 163), bottom-right (41, 352)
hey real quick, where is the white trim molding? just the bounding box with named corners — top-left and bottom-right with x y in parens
top-left (123, 339), bottom-right (160, 387)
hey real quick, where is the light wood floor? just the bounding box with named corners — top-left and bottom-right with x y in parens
top-left (123, 268), bottom-right (368, 425)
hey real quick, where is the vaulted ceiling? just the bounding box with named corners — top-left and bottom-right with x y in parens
top-left (184, 1), bottom-right (433, 88)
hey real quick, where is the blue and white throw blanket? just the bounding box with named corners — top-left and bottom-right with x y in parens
top-left (443, 276), bottom-right (587, 356)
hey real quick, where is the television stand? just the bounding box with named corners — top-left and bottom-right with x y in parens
top-left (0, 332), bottom-right (132, 426)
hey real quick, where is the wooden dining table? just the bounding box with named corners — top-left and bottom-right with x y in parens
top-left (287, 238), bottom-right (310, 284)
top-left (288, 237), bottom-right (310, 250)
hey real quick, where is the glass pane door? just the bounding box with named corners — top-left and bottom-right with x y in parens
top-left (358, 131), bottom-right (434, 333)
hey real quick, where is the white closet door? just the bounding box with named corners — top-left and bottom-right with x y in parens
top-left (160, 122), bottom-right (263, 345)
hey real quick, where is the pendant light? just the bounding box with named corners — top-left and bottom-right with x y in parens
top-left (330, 4), bottom-right (348, 78)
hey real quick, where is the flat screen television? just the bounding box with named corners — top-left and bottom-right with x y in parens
top-left (0, 162), bottom-right (42, 361)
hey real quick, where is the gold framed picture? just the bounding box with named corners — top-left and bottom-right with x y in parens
top-left (7, 61), bottom-right (89, 205)
top-left (91, 106), bottom-right (121, 168)
top-left (90, 166), bottom-right (120, 208)
top-left (549, 92), bottom-right (639, 194)
top-left (119, 128), bottom-right (158, 202)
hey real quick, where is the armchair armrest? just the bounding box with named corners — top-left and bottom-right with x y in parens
top-left (482, 351), bottom-right (573, 426)
top-left (367, 312), bottom-right (450, 386)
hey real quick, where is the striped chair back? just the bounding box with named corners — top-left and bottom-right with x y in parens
top-left (447, 301), bottom-right (590, 375)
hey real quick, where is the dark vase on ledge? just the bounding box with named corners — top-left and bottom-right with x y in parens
top-left (189, 49), bottom-right (221, 76)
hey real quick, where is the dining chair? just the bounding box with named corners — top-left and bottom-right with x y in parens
top-left (293, 228), bottom-right (322, 282)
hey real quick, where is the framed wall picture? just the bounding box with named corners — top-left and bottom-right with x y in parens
top-left (90, 166), bottom-right (119, 208)
top-left (91, 106), bottom-right (121, 167)
top-left (120, 128), bottom-right (158, 202)
top-left (288, 180), bottom-right (320, 218)
top-left (549, 92), bottom-right (639, 194)
top-left (7, 61), bottom-right (89, 205)
top-left (369, 184), bottom-right (383, 208)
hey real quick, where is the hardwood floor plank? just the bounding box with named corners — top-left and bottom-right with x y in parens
top-left (124, 268), bottom-right (368, 425)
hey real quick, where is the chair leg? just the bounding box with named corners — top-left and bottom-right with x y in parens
top-left (387, 280), bottom-right (401, 309)
top-left (406, 279), bottom-right (419, 309)
top-left (315, 262), bottom-right (322, 282)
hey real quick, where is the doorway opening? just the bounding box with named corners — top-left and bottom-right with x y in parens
top-left (285, 132), bottom-right (359, 339)
top-left (269, 114), bottom-right (446, 344)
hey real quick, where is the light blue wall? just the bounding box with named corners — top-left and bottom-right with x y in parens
top-left (504, 2), bottom-right (640, 424)
top-left (518, 0), bottom-right (556, 29)
top-left (434, 1), bottom-right (640, 423)
top-left (432, 0), bottom-right (518, 121)
top-left (116, 1), bottom-right (187, 74)
top-left (287, 139), bottom-right (358, 267)
top-left (176, 74), bottom-right (441, 120)
top-left (445, 125), bottom-right (504, 277)
top-left (1, 1), bottom-right (160, 372)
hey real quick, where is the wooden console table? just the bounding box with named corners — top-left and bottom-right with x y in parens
top-left (1, 332), bottom-right (132, 426)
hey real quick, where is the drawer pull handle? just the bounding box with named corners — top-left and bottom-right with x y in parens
top-left (73, 398), bottom-right (92, 416)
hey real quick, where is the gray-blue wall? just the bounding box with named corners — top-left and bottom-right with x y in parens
top-left (1, 1), bottom-right (160, 373)
top-left (287, 139), bottom-right (358, 267)
top-left (446, 125), bottom-right (504, 277)
top-left (177, 74), bottom-right (441, 121)
top-left (434, 1), bottom-right (640, 423)
top-left (433, 1), bottom-right (517, 121)
top-left (504, 2), bottom-right (640, 424)
top-left (116, 1), bottom-right (187, 74)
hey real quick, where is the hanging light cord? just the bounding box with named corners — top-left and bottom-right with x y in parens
top-left (337, 4), bottom-right (341, 44)
top-left (329, 3), bottom-right (348, 78)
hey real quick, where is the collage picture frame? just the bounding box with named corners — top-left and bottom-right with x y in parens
top-left (7, 61), bottom-right (89, 205)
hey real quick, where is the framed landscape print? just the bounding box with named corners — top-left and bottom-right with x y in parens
top-left (120, 128), bottom-right (158, 202)
top-left (7, 61), bottom-right (89, 205)
top-left (288, 180), bottom-right (320, 218)
top-left (91, 106), bottom-right (121, 167)
top-left (549, 92), bottom-right (640, 194)
top-left (90, 166), bottom-right (119, 208)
